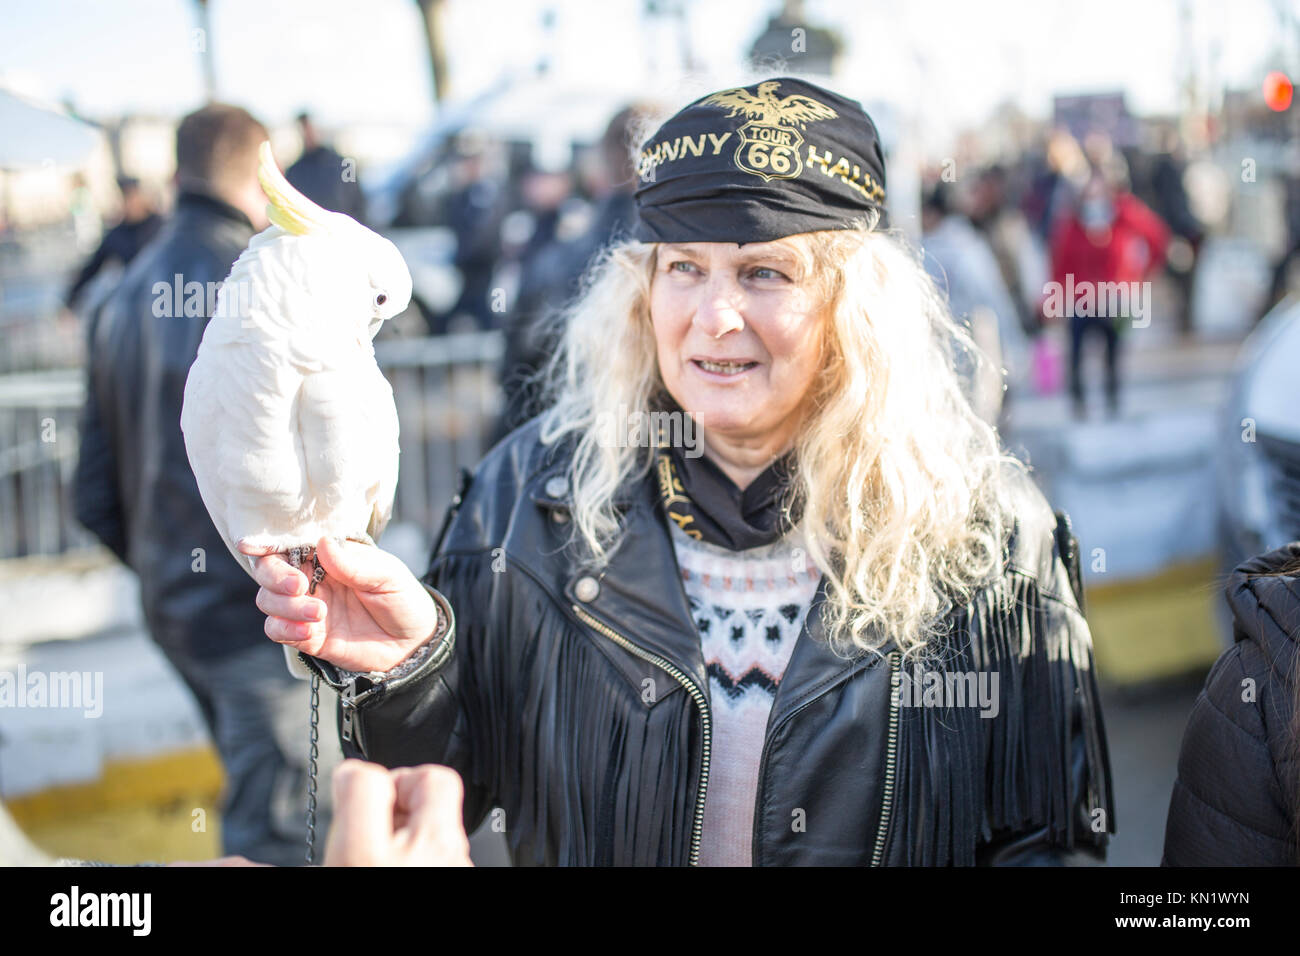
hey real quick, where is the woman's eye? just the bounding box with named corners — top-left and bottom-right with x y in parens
top-left (751, 267), bottom-right (787, 280)
top-left (669, 260), bottom-right (696, 274)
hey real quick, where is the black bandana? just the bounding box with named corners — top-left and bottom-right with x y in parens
top-left (655, 443), bottom-right (799, 551)
top-left (633, 77), bottom-right (888, 244)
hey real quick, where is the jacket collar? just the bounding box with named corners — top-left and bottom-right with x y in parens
top-left (175, 189), bottom-right (255, 230)
top-left (771, 577), bottom-right (892, 726)
top-left (551, 465), bottom-right (710, 690)
top-left (537, 458), bottom-right (891, 721)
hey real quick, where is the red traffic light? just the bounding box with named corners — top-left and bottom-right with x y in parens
top-left (1264, 71), bottom-right (1293, 111)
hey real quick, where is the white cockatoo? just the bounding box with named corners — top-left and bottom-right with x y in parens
top-left (181, 141), bottom-right (410, 605)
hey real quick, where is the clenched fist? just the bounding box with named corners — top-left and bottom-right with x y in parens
top-left (323, 759), bottom-right (473, 867)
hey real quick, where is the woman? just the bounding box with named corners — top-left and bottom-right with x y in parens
top-left (1163, 544), bottom-right (1300, 865)
top-left (241, 77), bottom-right (1115, 866)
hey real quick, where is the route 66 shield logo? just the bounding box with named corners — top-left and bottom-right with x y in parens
top-left (734, 121), bottom-right (804, 182)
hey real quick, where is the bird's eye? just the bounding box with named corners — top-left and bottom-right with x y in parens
top-left (374, 292), bottom-right (388, 307)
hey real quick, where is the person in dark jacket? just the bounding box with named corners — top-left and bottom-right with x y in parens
top-left (1162, 543), bottom-right (1300, 865)
top-left (240, 77), bottom-right (1115, 866)
top-left (72, 103), bottom-right (340, 866)
top-left (64, 176), bottom-right (163, 311)
top-left (285, 112), bottom-right (366, 224)
top-left (495, 104), bottom-right (647, 442)
top-left (1145, 133), bottom-right (1203, 337)
top-left (429, 142), bottom-right (507, 335)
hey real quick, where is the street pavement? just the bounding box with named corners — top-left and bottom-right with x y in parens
top-left (1099, 676), bottom-right (1204, 866)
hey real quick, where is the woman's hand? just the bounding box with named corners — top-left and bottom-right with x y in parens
top-left (237, 536), bottom-right (439, 673)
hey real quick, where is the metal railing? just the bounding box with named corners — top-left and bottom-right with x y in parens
top-left (0, 331), bottom-right (505, 561)
top-left (375, 331), bottom-right (505, 536)
top-left (0, 370), bottom-right (91, 558)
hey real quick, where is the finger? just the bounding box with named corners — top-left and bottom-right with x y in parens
top-left (236, 538), bottom-right (278, 556)
top-left (264, 614), bottom-right (324, 651)
top-left (168, 855), bottom-right (271, 867)
top-left (315, 536), bottom-right (394, 593)
top-left (210, 855), bottom-right (270, 867)
top-left (392, 764), bottom-right (462, 807)
top-left (391, 766), bottom-right (472, 865)
top-left (325, 760), bottom-right (397, 865)
top-left (256, 588), bottom-right (327, 624)
top-left (392, 765), bottom-right (464, 834)
top-left (251, 553), bottom-right (308, 595)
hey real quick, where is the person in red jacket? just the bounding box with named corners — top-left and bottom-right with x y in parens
top-left (1049, 169), bottom-right (1170, 417)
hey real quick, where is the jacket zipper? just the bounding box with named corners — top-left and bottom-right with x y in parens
top-left (336, 643), bottom-right (448, 744)
top-left (869, 649), bottom-right (902, 866)
top-left (571, 602), bottom-right (713, 867)
top-left (340, 677), bottom-right (358, 743)
top-left (749, 647), bottom-right (898, 865)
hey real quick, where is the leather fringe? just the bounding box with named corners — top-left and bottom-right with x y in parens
top-left (431, 542), bottom-right (1115, 865)
top-left (894, 569), bottom-right (1114, 865)
top-left (430, 551), bottom-right (697, 865)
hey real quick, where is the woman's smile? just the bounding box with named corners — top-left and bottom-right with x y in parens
top-left (690, 356), bottom-right (761, 378)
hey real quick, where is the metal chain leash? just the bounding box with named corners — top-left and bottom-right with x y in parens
top-left (306, 670), bottom-right (320, 865)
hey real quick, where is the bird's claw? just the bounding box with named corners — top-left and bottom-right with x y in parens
top-left (286, 545), bottom-right (325, 594)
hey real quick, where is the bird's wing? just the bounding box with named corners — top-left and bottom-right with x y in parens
top-left (182, 341), bottom-right (307, 576)
top-left (295, 363), bottom-right (399, 544)
top-left (180, 346), bottom-right (232, 554)
top-left (700, 88), bottom-right (767, 120)
top-left (775, 95), bottom-right (839, 129)
top-left (181, 343), bottom-right (256, 575)
top-left (365, 375), bottom-right (400, 543)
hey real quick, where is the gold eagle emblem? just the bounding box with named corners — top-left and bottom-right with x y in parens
top-left (701, 81), bottom-right (838, 129)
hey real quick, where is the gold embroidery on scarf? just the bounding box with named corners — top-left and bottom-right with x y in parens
top-left (656, 452), bottom-right (703, 540)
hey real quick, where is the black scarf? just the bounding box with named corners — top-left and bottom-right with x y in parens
top-left (654, 442), bottom-right (799, 551)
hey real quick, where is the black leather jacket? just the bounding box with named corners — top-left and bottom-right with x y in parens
top-left (74, 192), bottom-right (267, 660)
top-left (305, 419), bottom-right (1115, 865)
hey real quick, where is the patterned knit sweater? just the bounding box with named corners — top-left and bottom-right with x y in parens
top-left (668, 521), bottom-right (823, 867)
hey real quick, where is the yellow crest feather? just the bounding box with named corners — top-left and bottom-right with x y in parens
top-left (257, 141), bottom-right (330, 235)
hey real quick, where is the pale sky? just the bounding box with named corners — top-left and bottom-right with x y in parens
top-left (0, 0), bottom-right (1294, 146)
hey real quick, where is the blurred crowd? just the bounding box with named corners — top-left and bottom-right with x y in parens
top-left (32, 94), bottom-right (1300, 436)
top-left (917, 128), bottom-right (1225, 421)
